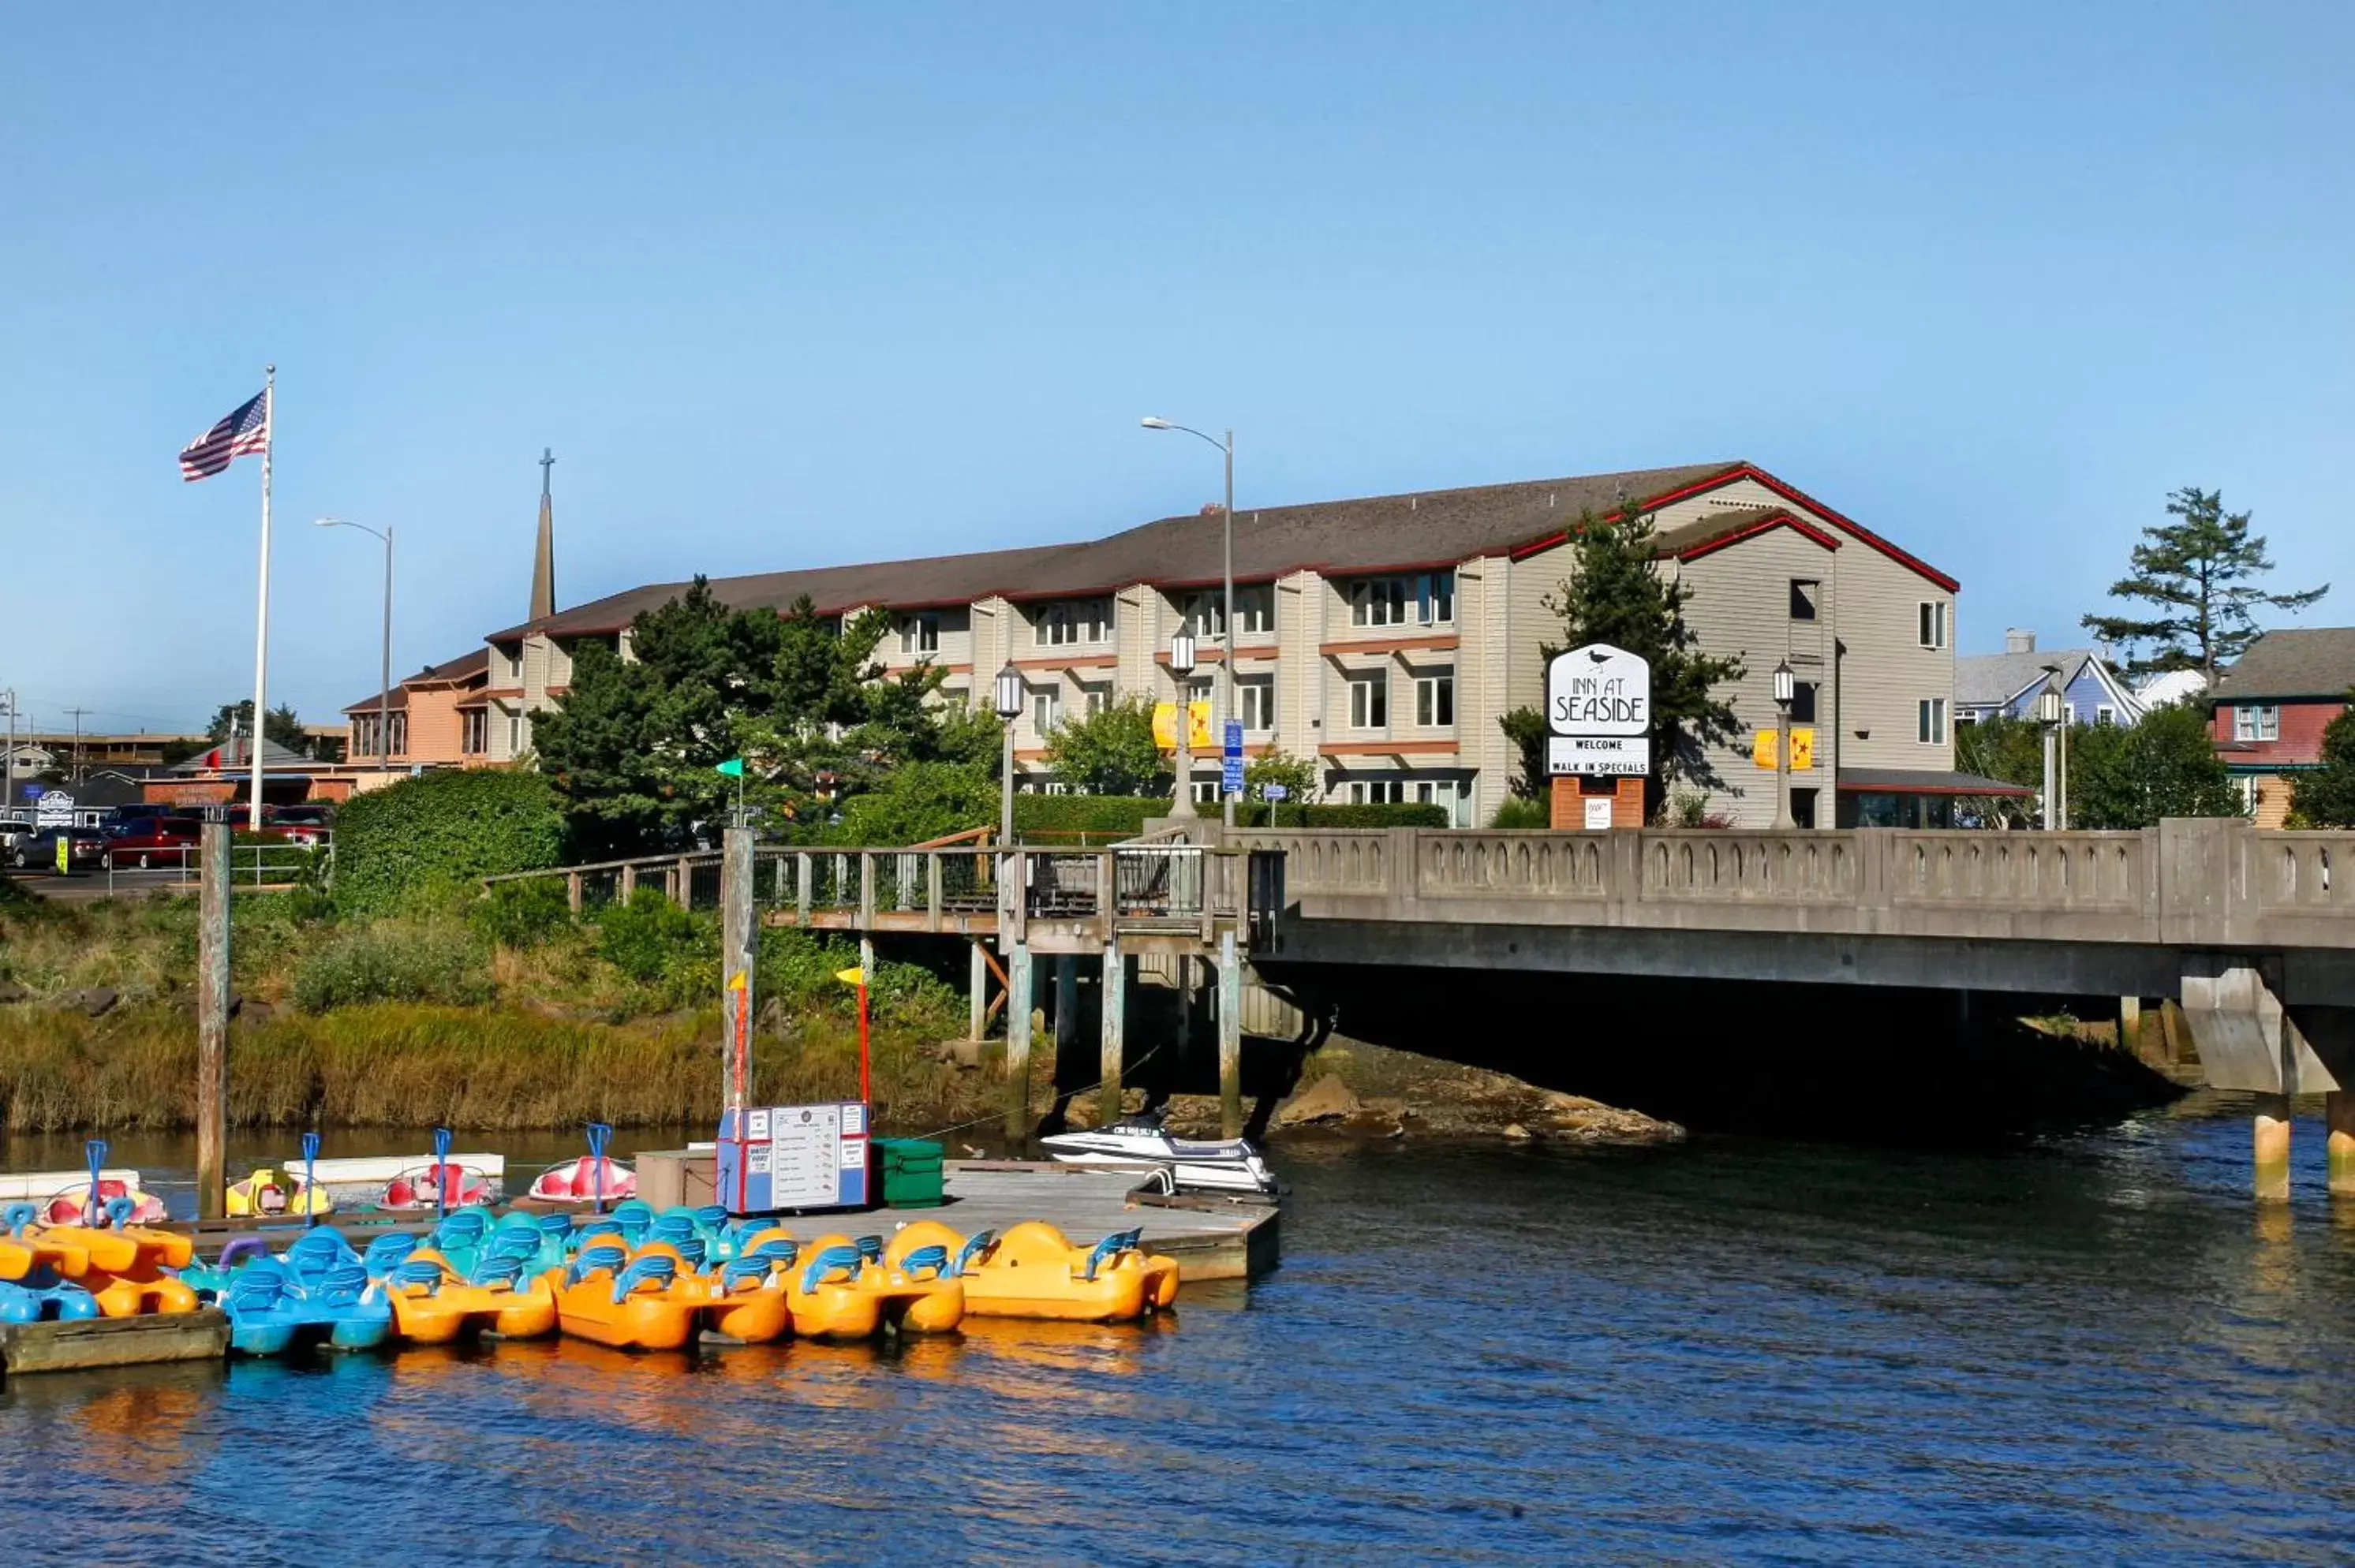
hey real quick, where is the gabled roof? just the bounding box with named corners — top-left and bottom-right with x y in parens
top-left (1654, 506), bottom-right (1841, 563)
top-left (485, 461), bottom-right (1748, 641)
top-left (168, 737), bottom-right (311, 773)
top-left (1956, 648), bottom-right (2103, 709)
top-left (2210, 628), bottom-right (2355, 700)
top-left (344, 648), bottom-right (490, 716)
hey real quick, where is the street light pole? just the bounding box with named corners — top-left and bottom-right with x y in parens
top-left (2037, 669), bottom-right (2065, 831)
top-left (1772, 659), bottom-right (1795, 830)
top-left (316, 518), bottom-right (394, 774)
top-left (992, 663), bottom-right (1024, 847)
top-left (1143, 417), bottom-right (1239, 829)
top-left (1168, 631), bottom-right (1198, 819)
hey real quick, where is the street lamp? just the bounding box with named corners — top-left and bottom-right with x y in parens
top-left (2036, 667), bottom-right (2065, 831)
top-left (1142, 416), bottom-right (1236, 828)
top-left (1772, 659), bottom-right (1796, 830)
top-left (1168, 630), bottom-right (1198, 819)
top-left (992, 662), bottom-right (1025, 847)
top-left (316, 517), bottom-right (394, 774)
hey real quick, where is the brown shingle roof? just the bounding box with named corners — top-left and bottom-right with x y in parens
top-left (2210, 628), bottom-right (2355, 700)
top-left (342, 648), bottom-right (491, 715)
top-left (486, 460), bottom-right (1747, 641)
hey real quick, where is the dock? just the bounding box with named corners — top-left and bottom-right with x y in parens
top-left (0, 1311), bottom-right (231, 1376)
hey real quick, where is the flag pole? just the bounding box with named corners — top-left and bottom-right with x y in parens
top-left (248, 364), bottom-right (275, 831)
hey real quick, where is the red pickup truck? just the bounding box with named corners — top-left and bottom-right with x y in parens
top-left (103, 818), bottom-right (206, 870)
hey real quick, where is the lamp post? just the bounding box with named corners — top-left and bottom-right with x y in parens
top-left (2036, 672), bottom-right (2065, 831)
top-left (1772, 659), bottom-right (1795, 830)
top-left (316, 517), bottom-right (394, 773)
top-left (1168, 630), bottom-right (1198, 819)
top-left (993, 663), bottom-right (1024, 847)
top-left (1142, 417), bottom-right (1236, 828)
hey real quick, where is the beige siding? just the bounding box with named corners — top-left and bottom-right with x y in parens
top-left (1673, 529), bottom-right (1841, 826)
top-left (1833, 543), bottom-right (1954, 772)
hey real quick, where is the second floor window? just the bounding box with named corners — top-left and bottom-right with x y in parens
top-left (1415, 673), bottom-right (1454, 727)
top-left (1081, 685), bottom-right (1110, 719)
top-left (2234, 704), bottom-right (2280, 742)
top-left (1917, 696), bottom-right (1948, 745)
top-left (1791, 681), bottom-right (1818, 725)
top-left (1918, 601), bottom-right (1948, 649)
top-left (1349, 673), bottom-right (1389, 730)
top-left (1238, 678), bottom-right (1275, 732)
top-left (1791, 580), bottom-right (1819, 621)
top-left (1034, 599), bottom-right (1110, 647)
top-left (1348, 570), bottom-right (1454, 629)
top-left (900, 614), bottom-right (940, 655)
top-left (462, 709), bottom-right (488, 755)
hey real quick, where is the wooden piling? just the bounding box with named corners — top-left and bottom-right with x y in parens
top-left (1218, 928), bottom-right (1244, 1139)
top-left (1004, 942), bottom-right (1033, 1144)
top-left (969, 941), bottom-right (987, 1043)
top-left (720, 828), bottom-right (757, 1117)
top-left (1100, 943), bottom-right (1126, 1129)
top-left (196, 821), bottom-right (231, 1223)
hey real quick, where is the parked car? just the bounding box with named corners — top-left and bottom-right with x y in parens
top-left (12, 824), bottom-right (110, 871)
top-left (104, 817), bottom-right (206, 870)
top-left (266, 804), bottom-right (333, 847)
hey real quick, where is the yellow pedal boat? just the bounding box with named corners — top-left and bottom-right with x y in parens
top-left (382, 1248), bottom-right (557, 1343)
top-left (547, 1244), bottom-right (697, 1350)
top-left (33, 1219), bottom-right (199, 1317)
top-left (226, 1166), bottom-right (334, 1219)
top-left (627, 1240), bottom-right (791, 1346)
top-left (889, 1219), bottom-right (1176, 1323)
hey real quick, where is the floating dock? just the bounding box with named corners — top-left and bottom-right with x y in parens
top-left (0, 1311), bottom-right (231, 1377)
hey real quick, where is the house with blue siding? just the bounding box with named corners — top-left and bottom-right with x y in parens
top-left (1955, 629), bottom-right (2143, 728)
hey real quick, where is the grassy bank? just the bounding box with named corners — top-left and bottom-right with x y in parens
top-left (0, 879), bottom-right (1005, 1137)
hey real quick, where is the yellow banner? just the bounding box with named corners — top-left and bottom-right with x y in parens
top-left (1754, 727), bottom-right (1817, 770)
top-left (1152, 700), bottom-right (1214, 750)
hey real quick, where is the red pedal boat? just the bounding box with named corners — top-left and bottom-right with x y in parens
top-left (526, 1155), bottom-right (636, 1205)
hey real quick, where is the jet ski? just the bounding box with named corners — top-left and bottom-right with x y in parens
top-left (1038, 1113), bottom-right (1280, 1198)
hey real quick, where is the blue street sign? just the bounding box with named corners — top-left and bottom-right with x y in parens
top-left (1222, 758), bottom-right (1245, 793)
top-left (1264, 783), bottom-right (1289, 801)
top-left (1224, 721), bottom-right (1243, 757)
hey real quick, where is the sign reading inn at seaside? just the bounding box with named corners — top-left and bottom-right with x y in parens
top-left (1546, 643), bottom-right (1651, 776)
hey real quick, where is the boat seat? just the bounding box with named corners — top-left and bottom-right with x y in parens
top-left (720, 1256), bottom-right (772, 1292)
top-left (692, 1204), bottom-right (730, 1231)
top-left (1083, 1229), bottom-right (1143, 1282)
top-left (363, 1234), bottom-right (420, 1275)
top-left (395, 1258), bottom-right (447, 1294)
top-left (611, 1254), bottom-right (675, 1303)
top-left (854, 1235), bottom-right (884, 1264)
top-left (570, 1244), bottom-right (630, 1284)
top-left (572, 1219), bottom-right (624, 1253)
top-left (317, 1261), bottom-right (373, 1303)
top-left (798, 1245), bottom-right (865, 1294)
top-left (952, 1230), bottom-right (996, 1277)
top-left (898, 1245), bottom-right (950, 1279)
top-left (471, 1255), bottom-right (526, 1288)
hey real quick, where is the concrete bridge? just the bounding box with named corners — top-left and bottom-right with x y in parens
top-left (495, 818), bottom-right (2355, 1196)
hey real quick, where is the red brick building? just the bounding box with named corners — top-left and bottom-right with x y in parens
top-left (2210, 628), bottom-right (2355, 827)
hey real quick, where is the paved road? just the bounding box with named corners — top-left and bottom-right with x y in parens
top-left (2, 867), bottom-right (196, 902)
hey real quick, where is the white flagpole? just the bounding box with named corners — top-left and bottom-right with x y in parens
top-left (249, 364), bottom-right (275, 831)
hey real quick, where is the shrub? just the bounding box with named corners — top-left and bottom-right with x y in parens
top-left (292, 922), bottom-right (495, 1012)
top-left (473, 877), bottom-right (574, 949)
top-left (1012, 794), bottom-right (1165, 838)
top-left (1489, 797), bottom-right (1549, 828)
top-left (833, 762), bottom-right (997, 846)
top-left (594, 887), bottom-right (710, 998)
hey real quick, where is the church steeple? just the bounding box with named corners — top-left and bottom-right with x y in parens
top-left (529, 447), bottom-right (556, 622)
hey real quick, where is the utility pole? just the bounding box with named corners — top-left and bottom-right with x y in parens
top-left (64, 707), bottom-right (93, 786)
top-left (2, 689), bottom-right (16, 814)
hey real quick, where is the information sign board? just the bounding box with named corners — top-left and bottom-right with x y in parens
top-left (1546, 644), bottom-right (1651, 738)
top-left (1547, 736), bottom-right (1649, 777)
top-left (716, 1099), bottom-right (869, 1215)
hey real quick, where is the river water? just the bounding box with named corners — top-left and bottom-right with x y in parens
top-left (3, 1110), bottom-right (2353, 1563)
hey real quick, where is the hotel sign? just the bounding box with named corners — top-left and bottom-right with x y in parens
top-left (1546, 644), bottom-right (1652, 775)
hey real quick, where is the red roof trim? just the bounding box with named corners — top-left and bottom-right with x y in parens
top-left (1650, 466), bottom-right (1961, 593)
top-left (1672, 513), bottom-right (1843, 564)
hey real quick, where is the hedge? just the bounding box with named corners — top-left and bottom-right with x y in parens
top-left (1233, 801), bottom-right (1450, 829)
top-left (1011, 795), bottom-right (1164, 837)
top-left (335, 770), bottom-right (568, 915)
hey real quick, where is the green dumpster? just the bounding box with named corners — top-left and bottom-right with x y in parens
top-left (874, 1138), bottom-right (945, 1208)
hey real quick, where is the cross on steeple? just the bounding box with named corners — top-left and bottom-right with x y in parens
top-left (540, 446), bottom-right (555, 499)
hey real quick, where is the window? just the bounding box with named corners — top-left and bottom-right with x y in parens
top-left (1347, 778), bottom-right (1405, 804)
top-left (899, 614), bottom-right (940, 655)
top-left (1792, 787), bottom-right (1819, 830)
top-left (1177, 585), bottom-right (1273, 639)
top-left (506, 715), bottom-right (531, 755)
top-left (1791, 681), bottom-right (1818, 725)
top-left (1033, 599), bottom-right (1110, 647)
top-left (1081, 685), bottom-right (1110, 719)
top-left (1918, 601), bottom-right (1947, 649)
top-left (1790, 580), bottom-right (1819, 621)
top-left (2095, 705), bottom-right (2116, 726)
top-left (1415, 673), bottom-right (1455, 727)
top-left (1348, 571), bottom-right (1454, 628)
top-left (1411, 778), bottom-right (1468, 826)
top-left (2234, 704), bottom-right (2280, 742)
top-left (1234, 584), bottom-right (1273, 636)
top-left (1191, 778), bottom-right (1220, 805)
top-left (1238, 678), bottom-right (1275, 732)
top-left (462, 709), bottom-right (488, 756)
top-left (1348, 673), bottom-right (1389, 730)
top-left (1917, 697), bottom-right (1948, 745)
top-left (1032, 688), bottom-right (1062, 733)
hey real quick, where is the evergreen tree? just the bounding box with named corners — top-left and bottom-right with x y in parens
top-left (2290, 697), bottom-right (2355, 827)
top-left (2081, 486), bottom-right (2327, 684)
top-left (1497, 506), bottom-right (1744, 812)
top-left (2069, 702), bottom-right (2243, 827)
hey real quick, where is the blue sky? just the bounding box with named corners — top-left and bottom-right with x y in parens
top-left (2, 2), bottom-right (2349, 735)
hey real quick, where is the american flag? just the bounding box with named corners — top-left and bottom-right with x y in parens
top-left (178, 387), bottom-right (270, 480)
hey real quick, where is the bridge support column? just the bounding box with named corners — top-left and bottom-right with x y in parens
top-left (1219, 929), bottom-right (1244, 1140)
top-left (2255, 1094), bottom-right (2293, 1204)
top-left (2330, 1092), bottom-right (2355, 1200)
top-left (2118, 996), bottom-right (2142, 1054)
top-left (1004, 943), bottom-right (1034, 1145)
top-left (1100, 943), bottom-right (1126, 1129)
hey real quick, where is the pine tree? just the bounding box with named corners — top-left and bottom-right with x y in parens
top-left (2081, 486), bottom-right (2327, 684)
top-left (1498, 506), bottom-right (1744, 812)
